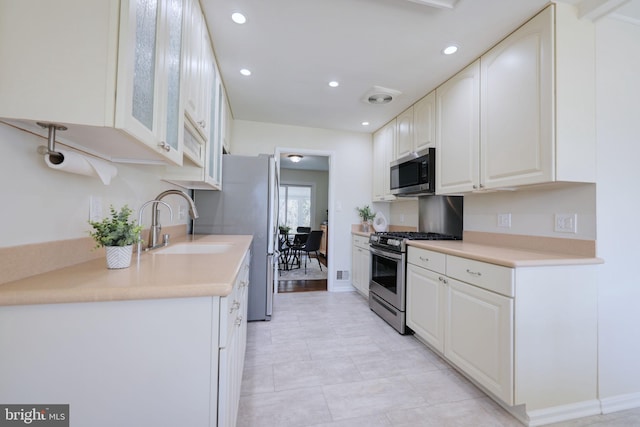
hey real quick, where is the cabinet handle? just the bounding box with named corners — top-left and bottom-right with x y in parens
top-left (230, 300), bottom-right (240, 313)
top-left (419, 256), bottom-right (429, 262)
top-left (466, 269), bottom-right (482, 277)
top-left (158, 141), bottom-right (171, 152)
top-left (235, 315), bottom-right (243, 327)
top-left (198, 120), bottom-right (206, 128)
top-left (472, 184), bottom-right (478, 189)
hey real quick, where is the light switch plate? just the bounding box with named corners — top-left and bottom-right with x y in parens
top-left (555, 213), bottom-right (577, 233)
top-left (497, 213), bottom-right (511, 228)
top-left (89, 196), bottom-right (102, 222)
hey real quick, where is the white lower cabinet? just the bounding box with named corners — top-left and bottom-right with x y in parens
top-left (445, 278), bottom-right (514, 404)
top-left (351, 235), bottom-right (370, 297)
top-left (0, 250), bottom-right (251, 427)
top-left (406, 263), bottom-right (445, 353)
top-left (406, 246), bottom-right (598, 425)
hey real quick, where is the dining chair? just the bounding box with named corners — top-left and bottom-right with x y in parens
top-left (289, 230), bottom-right (323, 274)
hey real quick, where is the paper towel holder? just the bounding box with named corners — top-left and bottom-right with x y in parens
top-left (36, 122), bottom-right (67, 164)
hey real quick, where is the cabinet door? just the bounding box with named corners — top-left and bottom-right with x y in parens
top-left (184, 0), bottom-right (209, 138)
top-left (395, 106), bottom-right (414, 160)
top-left (413, 91), bottom-right (436, 152)
top-left (351, 241), bottom-right (369, 297)
top-left (406, 264), bottom-right (445, 353)
top-left (435, 61), bottom-right (480, 194)
top-left (481, 7), bottom-right (553, 189)
top-left (372, 120), bottom-right (396, 201)
top-left (445, 278), bottom-right (514, 405)
top-left (116, 0), bottom-right (183, 164)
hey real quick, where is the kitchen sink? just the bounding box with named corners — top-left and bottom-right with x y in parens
top-left (152, 243), bottom-right (233, 255)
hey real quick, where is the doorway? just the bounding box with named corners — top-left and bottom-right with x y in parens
top-left (275, 149), bottom-right (332, 293)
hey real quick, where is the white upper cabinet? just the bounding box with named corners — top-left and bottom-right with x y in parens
top-left (480, 5), bottom-right (553, 188)
top-left (395, 106), bottom-right (414, 160)
top-left (435, 3), bottom-right (595, 194)
top-left (116, 0), bottom-right (185, 165)
top-left (372, 119), bottom-right (397, 202)
top-left (435, 61), bottom-right (481, 194)
top-left (183, 0), bottom-right (212, 141)
top-left (395, 91), bottom-right (436, 160)
top-left (0, 0), bottom-right (186, 165)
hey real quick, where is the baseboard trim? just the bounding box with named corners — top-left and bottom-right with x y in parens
top-left (600, 392), bottom-right (640, 414)
top-left (526, 400), bottom-right (601, 426)
top-left (329, 282), bottom-right (356, 292)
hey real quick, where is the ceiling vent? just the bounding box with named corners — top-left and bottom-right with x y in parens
top-left (362, 86), bottom-right (402, 105)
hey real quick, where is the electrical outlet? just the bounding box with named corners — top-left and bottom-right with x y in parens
top-left (497, 213), bottom-right (511, 228)
top-left (89, 196), bottom-right (102, 222)
top-left (555, 213), bottom-right (577, 233)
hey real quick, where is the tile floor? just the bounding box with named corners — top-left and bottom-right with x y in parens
top-left (239, 291), bottom-right (640, 427)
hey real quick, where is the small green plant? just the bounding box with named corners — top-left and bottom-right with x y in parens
top-left (279, 225), bottom-right (291, 234)
top-left (89, 205), bottom-right (143, 248)
top-left (356, 205), bottom-right (376, 222)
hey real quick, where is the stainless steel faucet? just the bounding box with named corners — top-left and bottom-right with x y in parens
top-left (147, 190), bottom-right (199, 250)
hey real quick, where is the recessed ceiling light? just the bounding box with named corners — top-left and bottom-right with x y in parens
top-left (240, 68), bottom-right (252, 76)
top-left (443, 45), bottom-right (459, 55)
top-left (361, 121), bottom-right (370, 126)
top-left (231, 12), bottom-right (246, 24)
top-left (328, 81), bottom-right (339, 88)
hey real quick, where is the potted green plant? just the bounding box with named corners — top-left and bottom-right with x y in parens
top-left (89, 205), bottom-right (142, 269)
top-left (356, 205), bottom-right (376, 233)
top-left (279, 225), bottom-right (291, 235)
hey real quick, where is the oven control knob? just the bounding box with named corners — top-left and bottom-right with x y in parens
top-left (389, 239), bottom-right (401, 247)
top-left (370, 235), bottom-right (379, 243)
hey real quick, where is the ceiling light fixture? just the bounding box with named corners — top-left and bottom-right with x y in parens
top-left (442, 44), bottom-right (459, 55)
top-left (240, 68), bottom-right (252, 76)
top-left (288, 154), bottom-right (303, 163)
top-left (328, 81), bottom-right (339, 88)
top-left (231, 12), bottom-right (247, 24)
top-left (361, 121), bottom-right (370, 126)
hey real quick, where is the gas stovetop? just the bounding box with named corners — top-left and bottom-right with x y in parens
top-left (369, 231), bottom-right (460, 252)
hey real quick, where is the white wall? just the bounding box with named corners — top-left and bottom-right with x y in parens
top-left (231, 120), bottom-right (372, 290)
top-left (0, 123), bottom-right (189, 248)
top-left (594, 16), bottom-right (640, 408)
top-left (464, 184), bottom-right (597, 240)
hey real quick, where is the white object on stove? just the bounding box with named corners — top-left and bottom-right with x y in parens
top-left (373, 212), bottom-right (388, 232)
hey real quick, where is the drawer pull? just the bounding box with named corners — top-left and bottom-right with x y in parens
top-left (230, 300), bottom-right (240, 313)
top-left (419, 256), bottom-right (429, 262)
top-left (466, 269), bottom-right (482, 277)
top-left (438, 276), bottom-right (448, 284)
top-left (234, 315), bottom-right (243, 326)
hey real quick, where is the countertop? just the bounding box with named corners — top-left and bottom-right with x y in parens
top-left (408, 240), bottom-right (603, 268)
top-left (0, 234), bottom-right (253, 306)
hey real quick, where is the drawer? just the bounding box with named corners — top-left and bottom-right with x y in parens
top-left (352, 234), bottom-right (370, 249)
top-left (407, 247), bottom-right (446, 274)
top-left (446, 255), bottom-right (514, 297)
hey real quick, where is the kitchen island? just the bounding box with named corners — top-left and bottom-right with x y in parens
top-left (0, 234), bottom-right (252, 427)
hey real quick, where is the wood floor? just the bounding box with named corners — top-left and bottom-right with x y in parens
top-left (278, 255), bottom-right (327, 293)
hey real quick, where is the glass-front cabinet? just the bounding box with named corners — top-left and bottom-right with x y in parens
top-left (0, 0), bottom-right (186, 165)
top-left (116, 0), bottom-right (184, 165)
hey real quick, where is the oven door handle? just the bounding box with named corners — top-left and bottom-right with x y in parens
top-left (369, 246), bottom-right (403, 261)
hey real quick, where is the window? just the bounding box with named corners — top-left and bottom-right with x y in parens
top-left (279, 185), bottom-right (311, 230)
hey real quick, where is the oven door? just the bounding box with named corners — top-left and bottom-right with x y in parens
top-left (369, 246), bottom-right (405, 311)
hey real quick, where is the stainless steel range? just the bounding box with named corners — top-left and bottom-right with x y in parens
top-left (368, 195), bottom-right (463, 334)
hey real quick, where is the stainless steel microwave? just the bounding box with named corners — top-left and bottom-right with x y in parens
top-left (390, 147), bottom-right (435, 196)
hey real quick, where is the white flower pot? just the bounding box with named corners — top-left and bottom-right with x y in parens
top-left (105, 245), bottom-right (133, 269)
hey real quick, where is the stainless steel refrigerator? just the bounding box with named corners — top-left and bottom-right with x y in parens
top-left (193, 154), bottom-right (277, 321)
